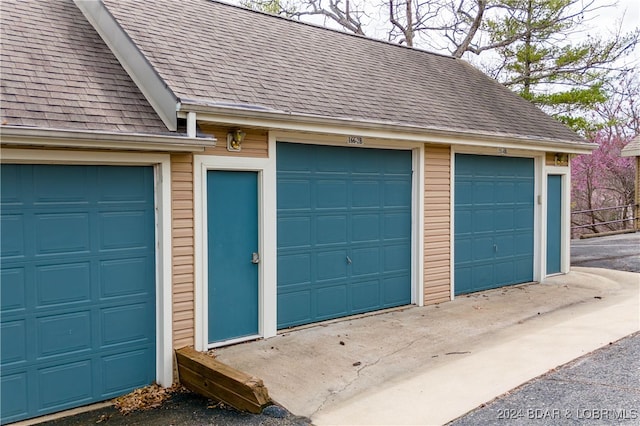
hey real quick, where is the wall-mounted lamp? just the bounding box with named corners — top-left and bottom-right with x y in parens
top-left (227, 129), bottom-right (246, 152)
top-left (554, 153), bottom-right (568, 166)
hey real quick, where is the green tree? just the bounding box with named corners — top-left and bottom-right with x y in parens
top-left (478, 0), bottom-right (638, 133)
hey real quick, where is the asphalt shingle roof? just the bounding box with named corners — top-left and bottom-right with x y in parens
top-left (0, 0), bottom-right (167, 133)
top-left (101, 0), bottom-right (584, 143)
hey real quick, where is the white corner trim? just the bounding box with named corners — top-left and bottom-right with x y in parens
top-left (1, 148), bottom-right (173, 387)
top-left (449, 146), bottom-right (457, 300)
top-left (413, 145), bottom-right (425, 306)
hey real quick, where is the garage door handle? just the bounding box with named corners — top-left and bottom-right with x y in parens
top-left (494, 244), bottom-right (498, 252)
top-left (346, 256), bottom-right (352, 264)
top-left (252, 252), bottom-right (260, 264)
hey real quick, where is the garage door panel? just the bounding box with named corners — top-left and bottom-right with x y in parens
top-left (0, 164), bottom-right (156, 423)
top-left (1, 320), bottom-right (26, 365)
top-left (277, 253), bottom-right (311, 286)
top-left (278, 180), bottom-right (311, 210)
top-left (100, 211), bottom-right (151, 250)
top-left (101, 349), bottom-right (153, 395)
top-left (38, 359), bottom-right (93, 410)
top-left (383, 244), bottom-right (410, 273)
top-left (473, 181), bottom-right (494, 204)
top-left (351, 247), bottom-right (380, 276)
top-left (1, 214), bottom-right (24, 257)
top-left (317, 181), bottom-right (348, 208)
top-left (316, 250), bottom-right (348, 281)
top-left (36, 262), bottom-right (91, 306)
top-left (278, 217), bottom-right (311, 248)
top-left (277, 143), bottom-right (412, 328)
top-left (101, 303), bottom-right (153, 347)
top-left (474, 209), bottom-right (494, 232)
top-left (494, 210), bottom-right (515, 230)
top-left (97, 167), bottom-right (151, 203)
top-left (316, 285), bottom-right (348, 319)
top-left (352, 214), bottom-right (380, 242)
top-left (383, 213), bottom-right (410, 239)
top-left (100, 257), bottom-right (150, 297)
top-left (472, 236), bottom-right (494, 261)
top-left (1, 373), bottom-right (27, 419)
top-left (277, 292), bottom-right (311, 325)
top-left (1, 268), bottom-right (26, 311)
top-left (352, 181), bottom-right (380, 206)
top-left (316, 215), bottom-right (347, 245)
top-left (36, 213), bottom-right (90, 255)
top-left (384, 181), bottom-right (411, 207)
top-left (33, 166), bottom-right (89, 204)
top-left (38, 311), bottom-right (91, 358)
top-left (454, 154), bottom-right (534, 294)
top-left (383, 276), bottom-right (411, 305)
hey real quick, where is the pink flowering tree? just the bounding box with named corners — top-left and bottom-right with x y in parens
top-left (571, 133), bottom-right (636, 235)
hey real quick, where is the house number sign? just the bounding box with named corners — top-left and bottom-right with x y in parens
top-left (347, 136), bottom-right (364, 145)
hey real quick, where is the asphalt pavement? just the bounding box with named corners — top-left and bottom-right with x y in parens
top-left (449, 332), bottom-right (640, 425)
top-left (570, 232), bottom-right (640, 272)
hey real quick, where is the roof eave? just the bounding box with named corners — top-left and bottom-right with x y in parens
top-left (178, 103), bottom-right (596, 154)
top-left (0, 126), bottom-right (216, 152)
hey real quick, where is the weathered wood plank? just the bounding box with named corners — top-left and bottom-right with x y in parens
top-left (176, 346), bottom-right (270, 413)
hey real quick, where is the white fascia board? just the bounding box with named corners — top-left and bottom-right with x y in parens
top-left (0, 126), bottom-right (215, 152)
top-left (178, 106), bottom-right (596, 154)
top-left (74, 0), bottom-right (179, 131)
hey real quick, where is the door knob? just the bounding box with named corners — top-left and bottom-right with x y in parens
top-left (251, 252), bottom-right (260, 264)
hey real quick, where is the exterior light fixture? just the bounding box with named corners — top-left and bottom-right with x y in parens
top-left (227, 129), bottom-right (245, 152)
top-left (554, 153), bottom-right (568, 166)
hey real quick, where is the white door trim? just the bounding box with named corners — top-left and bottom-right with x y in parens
top-left (0, 148), bottom-right (173, 387)
top-left (193, 154), bottom-right (277, 351)
top-left (541, 166), bottom-right (571, 278)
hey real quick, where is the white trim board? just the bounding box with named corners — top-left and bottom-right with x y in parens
top-left (1, 148), bottom-right (173, 387)
top-left (193, 154), bottom-right (277, 351)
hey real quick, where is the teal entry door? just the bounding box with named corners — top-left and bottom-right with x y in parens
top-left (207, 171), bottom-right (259, 343)
top-left (547, 175), bottom-right (562, 274)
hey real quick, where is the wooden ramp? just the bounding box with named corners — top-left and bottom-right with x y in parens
top-left (175, 346), bottom-right (271, 413)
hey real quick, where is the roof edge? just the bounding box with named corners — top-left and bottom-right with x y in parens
top-left (621, 136), bottom-right (640, 157)
top-left (178, 102), bottom-right (596, 154)
top-left (0, 125), bottom-right (216, 152)
top-left (74, 0), bottom-right (179, 131)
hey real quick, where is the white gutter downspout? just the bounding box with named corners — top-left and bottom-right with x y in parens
top-left (187, 112), bottom-right (197, 138)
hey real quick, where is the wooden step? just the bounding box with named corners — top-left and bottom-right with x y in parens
top-left (175, 346), bottom-right (271, 413)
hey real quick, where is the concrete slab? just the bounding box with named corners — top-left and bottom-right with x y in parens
top-left (214, 267), bottom-right (639, 425)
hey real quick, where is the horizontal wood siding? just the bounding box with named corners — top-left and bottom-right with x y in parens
top-left (424, 145), bottom-right (451, 305)
top-left (198, 124), bottom-right (269, 157)
top-left (171, 153), bottom-right (195, 349)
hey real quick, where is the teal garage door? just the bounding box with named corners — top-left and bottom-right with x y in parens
top-left (1, 164), bottom-right (156, 424)
top-left (454, 154), bottom-right (535, 295)
top-left (277, 143), bottom-right (412, 328)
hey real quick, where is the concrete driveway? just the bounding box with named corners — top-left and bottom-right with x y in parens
top-left (215, 267), bottom-right (639, 425)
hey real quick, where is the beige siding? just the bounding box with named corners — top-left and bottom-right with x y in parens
top-left (424, 145), bottom-right (451, 305)
top-left (169, 126), bottom-right (268, 349)
top-left (171, 153), bottom-right (195, 349)
top-left (199, 124), bottom-right (269, 157)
